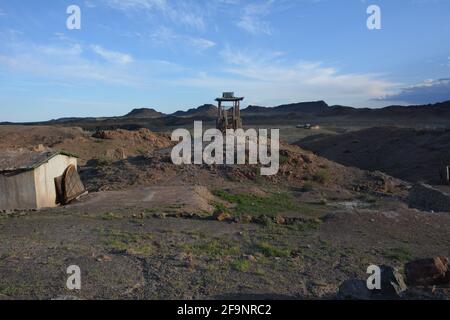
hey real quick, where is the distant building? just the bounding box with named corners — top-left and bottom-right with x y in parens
top-left (0, 150), bottom-right (85, 210)
top-left (296, 124), bottom-right (320, 130)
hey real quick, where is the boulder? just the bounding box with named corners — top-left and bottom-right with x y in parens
top-left (338, 279), bottom-right (372, 300)
top-left (275, 215), bottom-right (286, 225)
top-left (405, 256), bottom-right (449, 286)
top-left (338, 266), bottom-right (407, 300)
top-left (373, 265), bottom-right (407, 299)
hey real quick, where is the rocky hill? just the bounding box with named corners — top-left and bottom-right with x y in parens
top-left (124, 108), bottom-right (165, 119)
top-left (321, 100), bottom-right (450, 120)
top-left (172, 104), bottom-right (218, 118)
top-left (242, 101), bottom-right (329, 116)
top-left (296, 126), bottom-right (450, 184)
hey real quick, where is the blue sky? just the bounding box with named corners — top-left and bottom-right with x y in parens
top-left (0, 0), bottom-right (450, 122)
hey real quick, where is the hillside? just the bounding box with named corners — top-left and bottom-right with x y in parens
top-left (124, 108), bottom-right (165, 119)
top-left (3, 100), bottom-right (450, 132)
top-left (242, 101), bottom-right (329, 116)
top-left (321, 100), bottom-right (450, 120)
top-left (296, 126), bottom-right (450, 184)
top-left (172, 104), bottom-right (218, 118)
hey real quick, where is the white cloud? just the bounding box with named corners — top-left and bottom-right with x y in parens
top-left (0, 36), bottom-right (167, 86)
top-left (91, 45), bottom-right (133, 64)
top-left (0, 32), bottom-right (397, 108)
top-left (377, 78), bottom-right (450, 104)
top-left (237, 1), bottom-right (274, 35)
top-left (38, 44), bottom-right (83, 57)
top-left (186, 37), bottom-right (216, 50)
top-left (176, 46), bottom-right (397, 107)
top-left (103, 0), bottom-right (166, 11)
top-left (84, 1), bottom-right (97, 8)
top-left (149, 27), bottom-right (216, 51)
top-left (102, 0), bottom-right (205, 29)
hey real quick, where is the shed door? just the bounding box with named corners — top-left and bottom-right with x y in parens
top-left (62, 164), bottom-right (86, 204)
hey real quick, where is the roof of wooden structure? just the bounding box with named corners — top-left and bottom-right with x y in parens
top-left (0, 150), bottom-right (78, 174)
top-left (215, 97), bottom-right (244, 102)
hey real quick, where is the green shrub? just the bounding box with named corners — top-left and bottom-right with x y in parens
top-left (312, 170), bottom-right (330, 184)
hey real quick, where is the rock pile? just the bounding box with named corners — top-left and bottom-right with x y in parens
top-left (338, 256), bottom-right (450, 300)
top-left (405, 256), bottom-right (449, 286)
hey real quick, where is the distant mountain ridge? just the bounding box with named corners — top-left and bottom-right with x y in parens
top-left (124, 108), bottom-right (165, 119)
top-left (242, 101), bottom-right (329, 115)
top-left (96, 100), bottom-right (450, 120)
top-left (321, 100), bottom-right (450, 119)
top-left (172, 104), bottom-right (218, 117)
top-left (3, 100), bottom-right (450, 125)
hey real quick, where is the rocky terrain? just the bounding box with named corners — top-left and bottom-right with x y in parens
top-left (0, 121), bottom-right (449, 300)
top-left (296, 126), bottom-right (450, 184)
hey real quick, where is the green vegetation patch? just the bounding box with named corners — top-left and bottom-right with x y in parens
top-left (230, 259), bottom-right (251, 272)
top-left (213, 190), bottom-right (298, 217)
top-left (100, 212), bottom-right (123, 220)
top-left (183, 238), bottom-right (241, 258)
top-left (256, 241), bottom-right (292, 258)
top-left (382, 247), bottom-right (412, 262)
top-left (312, 170), bottom-right (330, 184)
top-left (97, 228), bottom-right (154, 256)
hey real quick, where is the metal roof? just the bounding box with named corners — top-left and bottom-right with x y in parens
top-left (0, 150), bottom-right (77, 174)
top-left (215, 97), bottom-right (244, 102)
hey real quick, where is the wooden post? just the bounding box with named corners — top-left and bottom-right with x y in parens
top-left (445, 166), bottom-right (450, 184)
top-left (224, 108), bottom-right (228, 128)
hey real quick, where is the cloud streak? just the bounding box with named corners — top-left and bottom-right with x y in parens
top-left (0, 31), bottom-right (400, 109)
top-left (148, 27), bottom-right (216, 51)
top-left (377, 78), bottom-right (450, 104)
top-left (237, 1), bottom-right (274, 35)
top-left (176, 46), bottom-right (397, 106)
top-left (91, 45), bottom-right (133, 64)
top-left (102, 0), bottom-right (206, 29)
top-left (0, 33), bottom-right (174, 87)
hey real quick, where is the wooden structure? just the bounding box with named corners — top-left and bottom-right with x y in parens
top-left (440, 165), bottom-right (450, 185)
top-left (216, 92), bottom-right (244, 132)
top-left (0, 150), bottom-right (85, 210)
top-left (55, 164), bottom-right (86, 205)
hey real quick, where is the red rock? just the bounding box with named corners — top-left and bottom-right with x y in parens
top-left (275, 215), bottom-right (286, 225)
top-left (212, 210), bottom-right (232, 222)
top-left (405, 256), bottom-right (449, 286)
top-left (96, 254), bottom-right (112, 262)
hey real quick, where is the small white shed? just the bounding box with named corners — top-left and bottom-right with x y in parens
top-left (0, 150), bottom-right (83, 210)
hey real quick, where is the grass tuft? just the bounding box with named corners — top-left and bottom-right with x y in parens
top-left (256, 241), bottom-right (291, 258)
top-left (213, 190), bottom-right (297, 217)
top-left (382, 247), bottom-right (412, 262)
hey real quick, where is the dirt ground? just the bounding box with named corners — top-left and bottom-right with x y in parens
top-left (0, 184), bottom-right (449, 300)
top-left (0, 125), bottom-right (449, 300)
